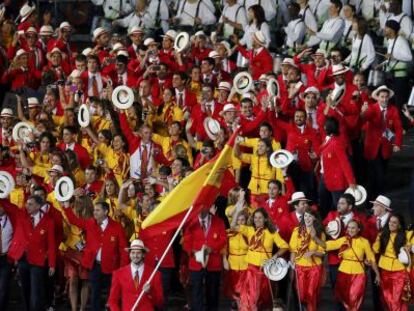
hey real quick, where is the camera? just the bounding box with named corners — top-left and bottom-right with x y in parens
top-left (57, 80), bottom-right (65, 86)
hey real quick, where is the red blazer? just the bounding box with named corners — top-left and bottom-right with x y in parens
top-left (175, 88), bottom-right (198, 113)
top-left (191, 46), bottom-right (212, 65)
top-left (320, 136), bottom-right (355, 191)
top-left (365, 213), bottom-right (391, 244)
top-left (1, 199), bottom-right (56, 268)
top-left (237, 46), bottom-right (273, 80)
top-left (108, 263), bottom-right (163, 311)
top-left (57, 143), bottom-right (91, 170)
top-left (140, 229), bottom-right (175, 268)
top-left (190, 102), bottom-right (224, 141)
top-left (361, 103), bottom-right (403, 160)
top-left (84, 180), bottom-right (104, 198)
top-left (293, 56), bottom-right (330, 91)
top-left (323, 211), bottom-right (368, 265)
top-left (1, 66), bottom-right (41, 90)
top-left (63, 208), bottom-right (129, 273)
top-left (238, 110), bottom-right (267, 137)
top-left (102, 68), bottom-right (139, 88)
top-left (43, 203), bottom-right (64, 249)
top-left (275, 120), bottom-right (321, 172)
top-left (159, 49), bottom-right (179, 72)
top-left (183, 215), bottom-right (227, 271)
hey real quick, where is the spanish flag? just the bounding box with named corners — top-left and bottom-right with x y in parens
top-left (142, 131), bottom-right (238, 235)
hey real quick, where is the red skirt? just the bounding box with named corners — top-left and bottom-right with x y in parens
top-left (236, 264), bottom-right (272, 311)
top-left (296, 265), bottom-right (323, 311)
top-left (380, 269), bottom-right (409, 311)
top-left (335, 272), bottom-right (366, 311)
top-left (63, 249), bottom-right (89, 280)
top-left (223, 270), bottom-right (243, 299)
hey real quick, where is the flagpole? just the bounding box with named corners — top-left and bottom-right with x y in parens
top-left (130, 204), bottom-right (195, 311)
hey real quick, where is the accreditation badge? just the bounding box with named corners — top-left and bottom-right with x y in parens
top-left (213, 233), bottom-right (218, 239)
top-left (110, 236), bottom-right (115, 242)
top-left (40, 229), bottom-right (45, 235)
top-left (328, 153), bottom-right (332, 158)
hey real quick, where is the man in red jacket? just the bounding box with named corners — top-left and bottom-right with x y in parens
top-left (108, 239), bottom-right (164, 311)
top-left (63, 200), bottom-right (129, 311)
top-left (360, 85), bottom-right (403, 201)
top-left (1, 195), bottom-right (56, 311)
top-left (183, 210), bottom-right (227, 311)
top-left (318, 117), bottom-right (356, 218)
top-left (57, 125), bottom-right (91, 170)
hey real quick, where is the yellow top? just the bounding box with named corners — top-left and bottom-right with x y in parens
top-left (225, 204), bottom-right (255, 224)
top-left (9, 187), bottom-right (25, 209)
top-left (326, 236), bottom-right (375, 274)
top-left (96, 143), bottom-right (130, 186)
top-left (240, 153), bottom-right (283, 195)
top-left (73, 167), bottom-right (85, 187)
top-left (227, 230), bottom-right (248, 271)
top-left (373, 232), bottom-right (408, 271)
top-left (91, 115), bottom-right (111, 132)
top-left (241, 138), bottom-right (281, 154)
top-left (30, 152), bottom-right (52, 179)
top-left (289, 227), bottom-right (325, 267)
top-left (122, 199), bottom-right (138, 221)
top-left (152, 133), bottom-right (193, 165)
top-left (239, 224), bottom-right (289, 267)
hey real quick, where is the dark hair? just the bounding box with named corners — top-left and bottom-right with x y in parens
top-left (99, 129), bottom-right (113, 144)
top-left (354, 16), bottom-right (368, 37)
top-left (268, 179), bottom-right (282, 189)
top-left (87, 54), bottom-right (100, 66)
top-left (85, 165), bottom-right (98, 172)
top-left (202, 57), bottom-right (215, 67)
top-left (28, 194), bottom-right (44, 206)
top-left (63, 125), bottom-right (78, 135)
top-left (339, 193), bottom-right (355, 209)
top-left (300, 209), bottom-right (324, 238)
top-left (95, 200), bottom-right (110, 212)
top-left (258, 138), bottom-right (273, 167)
top-left (249, 207), bottom-right (277, 233)
top-left (295, 108), bottom-right (307, 118)
top-left (248, 4), bottom-right (266, 28)
top-left (32, 185), bottom-right (47, 195)
top-left (75, 54), bottom-right (87, 63)
top-left (202, 139), bottom-right (215, 148)
top-left (38, 132), bottom-right (56, 149)
top-left (112, 132), bottom-right (128, 153)
top-left (324, 117), bottom-right (339, 136)
top-left (159, 165), bottom-right (172, 176)
top-left (173, 72), bottom-right (188, 81)
top-left (259, 122), bottom-right (273, 133)
top-left (331, 0), bottom-right (343, 11)
top-left (379, 213), bottom-right (406, 255)
top-left (116, 54), bottom-right (128, 64)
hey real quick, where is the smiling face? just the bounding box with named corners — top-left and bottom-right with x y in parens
top-left (130, 249), bottom-right (145, 265)
top-left (347, 220), bottom-right (360, 237)
top-left (388, 216), bottom-right (400, 232)
top-left (304, 212), bottom-right (314, 227)
top-left (257, 141), bottom-right (268, 156)
top-left (253, 210), bottom-right (265, 228)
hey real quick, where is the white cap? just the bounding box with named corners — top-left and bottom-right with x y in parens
top-left (281, 58), bottom-right (297, 68)
top-left (59, 21), bottom-right (71, 30)
top-left (162, 30), bottom-right (177, 41)
top-left (194, 30), bottom-right (205, 37)
top-left (117, 50), bottom-right (129, 57)
top-left (15, 49), bottom-right (28, 58)
top-left (312, 49), bottom-right (327, 58)
top-left (259, 74), bottom-right (268, 82)
top-left (218, 41), bottom-right (231, 56)
top-left (50, 47), bottom-right (62, 55)
top-left (48, 165), bottom-right (64, 175)
top-left (218, 81), bottom-right (231, 92)
top-left (0, 108), bottom-right (13, 117)
top-left (222, 103), bottom-right (237, 113)
top-left (253, 31), bottom-right (266, 46)
top-left (370, 195), bottom-right (392, 210)
top-left (82, 47), bottom-right (93, 56)
top-left (126, 239), bottom-right (149, 252)
top-left (69, 69), bottom-right (82, 79)
top-left (208, 51), bottom-right (220, 58)
top-left (25, 27), bottom-right (37, 35)
top-left (28, 97), bottom-right (40, 107)
top-left (128, 26), bottom-right (144, 36)
top-left (112, 42), bottom-right (124, 53)
top-left (39, 25), bottom-right (54, 36)
top-left (93, 27), bottom-right (109, 41)
top-left (288, 191), bottom-right (310, 204)
top-left (20, 4), bottom-right (35, 22)
top-left (143, 38), bottom-right (156, 46)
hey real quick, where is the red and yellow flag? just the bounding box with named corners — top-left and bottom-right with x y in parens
top-left (141, 131), bottom-right (238, 235)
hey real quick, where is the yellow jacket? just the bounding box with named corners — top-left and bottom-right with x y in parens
top-left (225, 204), bottom-right (255, 224)
top-left (96, 143), bottom-right (130, 186)
top-left (290, 227), bottom-right (325, 267)
top-left (239, 225), bottom-right (289, 267)
top-left (373, 232), bottom-right (408, 271)
top-left (9, 187), bottom-right (25, 209)
top-left (227, 230), bottom-right (248, 271)
top-left (241, 138), bottom-right (281, 154)
top-left (152, 133), bottom-right (193, 165)
top-left (327, 236), bottom-right (375, 274)
top-left (240, 153), bottom-right (283, 195)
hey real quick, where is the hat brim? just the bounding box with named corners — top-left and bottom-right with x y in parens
top-left (326, 219), bottom-right (342, 239)
top-left (174, 32), bottom-right (190, 53)
top-left (0, 171), bottom-right (15, 199)
top-left (21, 7), bottom-right (35, 22)
top-left (78, 104), bottom-right (90, 128)
top-left (233, 72), bottom-right (253, 95)
top-left (264, 257), bottom-right (289, 281)
top-left (345, 185), bottom-right (367, 206)
top-left (203, 117), bottom-right (221, 140)
top-left (12, 122), bottom-right (34, 143)
top-left (270, 149), bottom-right (293, 169)
top-left (372, 87), bottom-right (395, 101)
top-left (370, 200), bottom-right (392, 211)
top-left (266, 78), bottom-right (280, 97)
top-left (125, 246), bottom-right (149, 252)
top-left (54, 176), bottom-right (74, 202)
top-left (331, 68), bottom-right (350, 77)
top-left (112, 86), bottom-right (134, 109)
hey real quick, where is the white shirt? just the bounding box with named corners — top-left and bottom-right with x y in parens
top-left (219, 3), bottom-right (248, 38)
top-left (148, 0), bottom-right (170, 32)
top-left (342, 19), bottom-right (355, 47)
top-left (0, 215), bottom-right (13, 254)
top-left (131, 262), bottom-right (144, 281)
top-left (117, 10), bottom-right (155, 29)
top-left (308, 0), bottom-right (330, 24)
top-left (87, 71), bottom-right (103, 97)
top-left (239, 22), bottom-right (271, 49)
top-left (300, 5), bottom-right (318, 32)
top-left (66, 142), bottom-right (75, 151)
top-left (295, 212), bottom-right (304, 223)
top-left (308, 16), bottom-right (344, 49)
top-left (240, 0), bottom-right (277, 21)
top-left (176, 0), bottom-right (216, 26)
top-left (377, 212), bottom-right (390, 229)
top-left (199, 214), bottom-right (211, 233)
top-left (40, 203), bottom-right (50, 214)
top-left (387, 36), bottom-right (413, 66)
top-left (359, 0), bottom-right (375, 20)
top-left (284, 18), bottom-right (306, 48)
top-left (31, 212), bottom-right (42, 227)
top-left (345, 34), bottom-right (376, 71)
top-left (91, 0), bottom-right (135, 20)
top-left (96, 218), bottom-right (109, 262)
top-left (340, 211), bottom-right (354, 226)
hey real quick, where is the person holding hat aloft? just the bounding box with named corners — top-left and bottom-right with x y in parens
top-left (91, 27), bottom-right (111, 64)
top-left (372, 213), bottom-right (411, 311)
top-left (127, 26), bottom-right (145, 60)
top-left (289, 209), bottom-right (326, 311)
top-left (0, 108), bottom-right (15, 147)
top-left (159, 30), bottom-right (178, 70)
top-left (17, 3), bottom-right (37, 32)
top-left (360, 85), bottom-right (403, 201)
top-left (102, 54), bottom-right (138, 88)
top-left (108, 239), bottom-right (163, 311)
top-left (1, 48), bottom-right (42, 90)
top-left (63, 200), bottom-right (129, 311)
top-left (44, 47), bottom-right (72, 82)
top-left (47, 22), bottom-right (74, 62)
top-left (382, 19), bottom-right (412, 109)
